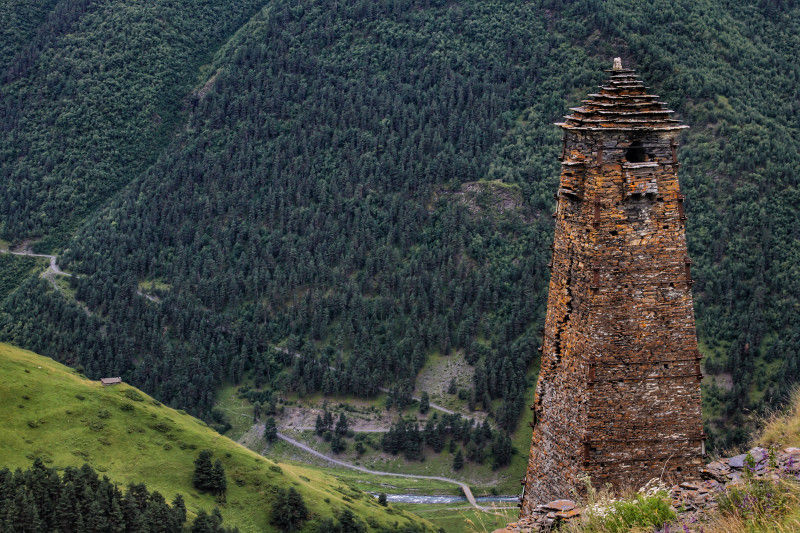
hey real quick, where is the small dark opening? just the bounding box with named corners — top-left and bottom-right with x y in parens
top-left (610, 230), bottom-right (618, 236)
top-left (626, 140), bottom-right (647, 162)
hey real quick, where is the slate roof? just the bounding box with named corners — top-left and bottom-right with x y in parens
top-left (556, 58), bottom-right (687, 132)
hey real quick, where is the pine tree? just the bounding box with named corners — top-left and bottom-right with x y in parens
top-left (336, 509), bottom-right (365, 533)
top-left (271, 488), bottom-right (308, 532)
top-left (212, 460), bottom-right (227, 498)
top-left (491, 433), bottom-right (513, 469)
top-left (452, 449), bottom-right (464, 471)
top-left (0, 461), bottom-right (190, 532)
top-left (193, 451), bottom-right (214, 493)
top-left (191, 508), bottom-right (232, 533)
top-left (334, 413), bottom-right (348, 436)
top-left (419, 391), bottom-right (430, 414)
top-left (330, 434), bottom-right (346, 454)
top-left (264, 417), bottom-right (278, 442)
top-left (171, 494), bottom-right (186, 525)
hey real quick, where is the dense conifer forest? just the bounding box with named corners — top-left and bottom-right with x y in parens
top-left (0, 460), bottom-right (234, 532)
top-left (1, 0), bottom-right (800, 452)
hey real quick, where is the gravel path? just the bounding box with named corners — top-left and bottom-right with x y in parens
top-left (0, 247), bottom-right (70, 291)
top-left (246, 422), bottom-right (501, 514)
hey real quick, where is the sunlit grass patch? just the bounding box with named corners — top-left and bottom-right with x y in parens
top-left (566, 479), bottom-right (675, 533)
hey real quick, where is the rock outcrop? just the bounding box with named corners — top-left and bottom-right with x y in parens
top-left (498, 447), bottom-right (800, 532)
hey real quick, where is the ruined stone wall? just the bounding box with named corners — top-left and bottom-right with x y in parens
top-left (521, 125), bottom-right (703, 514)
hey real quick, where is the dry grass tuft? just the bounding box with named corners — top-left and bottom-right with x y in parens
top-left (758, 388), bottom-right (800, 449)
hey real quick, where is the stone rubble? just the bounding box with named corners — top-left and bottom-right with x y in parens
top-left (496, 446), bottom-right (800, 533)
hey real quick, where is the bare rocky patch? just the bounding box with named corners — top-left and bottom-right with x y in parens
top-left (437, 180), bottom-right (532, 222)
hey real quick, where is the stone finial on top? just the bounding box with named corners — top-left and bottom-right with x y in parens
top-left (613, 57), bottom-right (623, 70)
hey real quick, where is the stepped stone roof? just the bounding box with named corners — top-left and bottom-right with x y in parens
top-left (556, 58), bottom-right (687, 132)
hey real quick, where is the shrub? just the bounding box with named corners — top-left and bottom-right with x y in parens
top-left (123, 389), bottom-right (144, 402)
top-left (717, 477), bottom-right (798, 527)
top-left (151, 422), bottom-right (172, 433)
top-left (578, 491), bottom-right (675, 533)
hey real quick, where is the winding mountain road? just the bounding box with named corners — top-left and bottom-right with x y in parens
top-left (1, 246), bottom-right (158, 303)
top-left (254, 424), bottom-right (502, 514)
top-left (0, 247), bottom-right (71, 291)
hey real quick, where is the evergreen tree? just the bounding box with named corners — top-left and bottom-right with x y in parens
top-left (172, 494), bottom-right (187, 525)
top-left (264, 417), bottom-right (278, 443)
top-left (212, 460), bottom-right (227, 498)
top-left (491, 433), bottom-right (513, 469)
top-left (270, 488), bottom-right (308, 532)
top-left (0, 461), bottom-right (194, 532)
top-left (334, 413), bottom-right (348, 436)
top-left (419, 392), bottom-right (430, 414)
top-left (334, 509), bottom-right (366, 533)
top-left (191, 508), bottom-right (236, 533)
top-left (452, 449), bottom-right (464, 471)
top-left (322, 410), bottom-right (333, 433)
top-left (193, 451), bottom-right (215, 493)
top-left (331, 434), bottom-right (346, 454)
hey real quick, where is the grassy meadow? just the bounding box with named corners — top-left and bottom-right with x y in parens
top-left (0, 343), bottom-right (433, 532)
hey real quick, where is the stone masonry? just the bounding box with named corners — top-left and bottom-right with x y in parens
top-left (520, 58), bottom-right (704, 515)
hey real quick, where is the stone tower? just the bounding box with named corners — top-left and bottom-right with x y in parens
top-left (521, 59), bottom-right (703, 512)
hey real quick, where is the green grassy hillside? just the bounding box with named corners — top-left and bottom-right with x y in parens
top-left (0, 342), bottom-right (433, 532)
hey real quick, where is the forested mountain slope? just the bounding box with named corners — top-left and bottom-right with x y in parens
top-left (0, 0), bottom-right (265, 246)
top-left (1, 0), bottom-right (800, 450)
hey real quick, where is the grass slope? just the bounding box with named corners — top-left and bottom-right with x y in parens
top-left (0, 343), bottom-right (433, 532)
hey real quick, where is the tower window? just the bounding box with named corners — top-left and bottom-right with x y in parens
top-left (625, 140), bottom-right (647, 163)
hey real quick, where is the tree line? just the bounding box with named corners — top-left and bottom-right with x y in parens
top-left (0, 460), bottom-right (235, 532)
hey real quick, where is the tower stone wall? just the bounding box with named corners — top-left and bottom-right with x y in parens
top-left (521, 60), bottom-right (704, 514)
